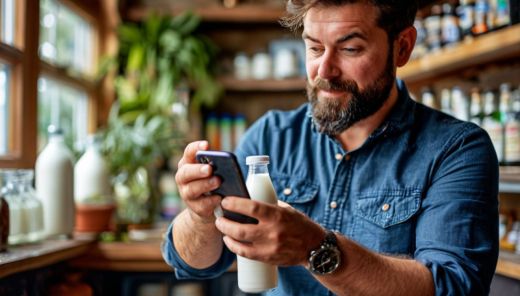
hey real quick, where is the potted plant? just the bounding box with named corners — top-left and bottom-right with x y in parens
top-left (97, 11), bottom-right (222, 227)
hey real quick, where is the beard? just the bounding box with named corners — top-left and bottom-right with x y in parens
top-left (307, 42), bottom-right (396, 135)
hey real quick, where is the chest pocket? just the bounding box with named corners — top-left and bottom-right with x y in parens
top-left (271, 174), bottom-right (319, 216)
top-left (351, 189), bottom-right (422, 255)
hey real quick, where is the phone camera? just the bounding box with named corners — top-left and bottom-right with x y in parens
top-left (200, 156), bottom-right (210, 164)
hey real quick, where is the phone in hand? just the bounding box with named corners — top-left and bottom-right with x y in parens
top-left (196, 150), bottom-right (258, 224)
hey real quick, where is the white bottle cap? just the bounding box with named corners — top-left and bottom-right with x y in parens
top-left (246, 155), bottom-right (270, 165)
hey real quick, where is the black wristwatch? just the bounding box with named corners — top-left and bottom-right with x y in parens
top-left (308, 228), bottom-right (341, 275)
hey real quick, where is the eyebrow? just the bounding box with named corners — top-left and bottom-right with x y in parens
top-left (302, 32), bottom-right (368, 44)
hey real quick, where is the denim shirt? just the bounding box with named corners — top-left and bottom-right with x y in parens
top-left (163, 78), bottom-right (499, 296)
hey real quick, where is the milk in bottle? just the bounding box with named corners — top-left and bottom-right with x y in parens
top-left (237, 155), bottom-right (278, 293)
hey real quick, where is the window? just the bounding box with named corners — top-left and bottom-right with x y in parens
top-left (39, 0), bottom-right (94, 75)
top-left (1, 0), bottom-right (15, 46)
top-left (37, 77), bottom-right (88, 153)
top-left (0, 63), bottom-right (9, 155)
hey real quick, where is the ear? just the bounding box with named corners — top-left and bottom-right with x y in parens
top-left (395, 26), bottom-right (417, 68)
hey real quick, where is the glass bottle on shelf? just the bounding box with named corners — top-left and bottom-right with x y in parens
top-left (425, 5), bottom-right (443, 53)
top-left (473, 0), bottom-right (490, 35)
top-left (411, 12), bottom-right (429, 59)
top-left (452, 87), bottom-right (469, 121)
top-left (17, 170), bottom-right (45, 243)
top-left (502, 84), bottom-right (520, 165)
top-left (458, 0), bottom-right (476, 38)
top-left (469, 88), bottom-right (484, 126)
top-left (481, 90), bottom-right (504, 163)
top-left (441, 88), bottom-right (452, 115)
top-left (1, 170), bottom-right (28, 245)
top-left (0, 172), bottom-right (9, 252)
top-left (495, 0), bottom-right (511, 28)
top-left (442, 3), bottom-right (461, 46)
top-left (421, 87), bottom-right (437, 109)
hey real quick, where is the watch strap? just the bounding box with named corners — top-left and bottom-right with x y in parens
top-left (323, 228), bottom-right (337, 246)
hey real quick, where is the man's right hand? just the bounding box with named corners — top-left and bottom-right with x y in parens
top-left (175, 141), bottom-right (222, 223)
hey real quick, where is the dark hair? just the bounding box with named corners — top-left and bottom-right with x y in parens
top-left (280, 0), bottom-right (418, 40)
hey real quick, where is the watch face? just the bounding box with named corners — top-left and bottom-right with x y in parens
top-left (310, 247), bottom-right (341, 275)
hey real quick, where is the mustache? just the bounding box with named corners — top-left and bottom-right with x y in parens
top-left (308, 77), bottom-right (358, 93)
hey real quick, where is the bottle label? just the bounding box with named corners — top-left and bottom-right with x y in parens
top-left (506, 121), bottom-right (520, 162)
top-left (460, 6), bottom-right (475, 29)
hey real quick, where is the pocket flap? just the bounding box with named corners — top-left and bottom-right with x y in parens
top-left (271, 174), bottom-right (319, 204)
top-left (356, 189), bottom-right (422, 228)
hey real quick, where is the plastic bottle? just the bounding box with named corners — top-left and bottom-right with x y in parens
top-left (18, 170), bottom-right (45, 243)
top-left (220, 113), bottom-right (233, 152)
top-left (233, 113), bottom-right (247, 151)
top-left (35, 125), bottom-right (75, 239)
top-left (74, 135), bottom-right (111, 204)
top-left (237, 155), bottom-right (278, 294)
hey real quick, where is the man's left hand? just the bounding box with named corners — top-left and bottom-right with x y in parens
top-left (215, 196), bottom-right (325, 267)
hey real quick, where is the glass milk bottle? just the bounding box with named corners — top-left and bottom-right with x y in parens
top-left (237, 155), bottom-right (278, 293)
top-left (36, 125), bottom-right (75, 239)
top-left (18, 170), bottom-right (45, 243)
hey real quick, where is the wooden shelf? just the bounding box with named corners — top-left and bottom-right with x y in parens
top-left (398, 24), bottom-right (520, 84)
top-left (0, 239), bottom-right (95, 279)
top-left (124, 5), bottom-right (285, 23)
top-left (499, 166), bottom-right (520, 193)
top-left (68, 241), bottom-right (237, 273)
top-left (496, 250), bottom-right (520, 281)
top-left (220, 77), bottom-right (307, 92)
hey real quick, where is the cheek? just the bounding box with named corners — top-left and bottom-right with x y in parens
top-left (341, 54), bottom-right (385, 87)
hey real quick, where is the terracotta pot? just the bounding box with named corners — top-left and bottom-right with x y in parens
top-left (75, 204), bottom-right (115, 233)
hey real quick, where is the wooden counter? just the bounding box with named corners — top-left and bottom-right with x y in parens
top-left (0, 239), bottom-right (95, 279)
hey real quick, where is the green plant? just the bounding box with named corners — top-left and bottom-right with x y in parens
top-left (99, 10), bottom-right (222, 123)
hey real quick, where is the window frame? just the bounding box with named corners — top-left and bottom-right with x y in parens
top-left (0, 0), bottom-right (103, 168)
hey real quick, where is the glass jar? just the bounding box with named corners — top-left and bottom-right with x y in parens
top-left (18, 170), bottom-right (45, 243)
top-left (1, 170), bottom-right (27, 245)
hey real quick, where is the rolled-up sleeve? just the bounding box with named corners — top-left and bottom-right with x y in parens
top-left (415, 124), bottom-right (499, 296)
top-left (162, 221), bottom-right (236, 280)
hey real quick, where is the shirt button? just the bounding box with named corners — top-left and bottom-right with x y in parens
top-left (335, 153), bottom-right (342, 160)
top-left (382, 204), bottom-right (390, 211)
top-left (344, 154), bottom-right (351, 161)
top-left (284, 188), bottom-right (292, 195)
top-left (330, 201), bottom-right (338, 209)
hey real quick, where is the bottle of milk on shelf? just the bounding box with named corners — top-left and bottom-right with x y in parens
top-left (237, 155), bottom-right (278, 293)
top-left (35, 125), bottom-right (75, 239)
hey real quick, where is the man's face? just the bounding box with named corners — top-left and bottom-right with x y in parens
top-left (303, 3), bottom-right (396, 135)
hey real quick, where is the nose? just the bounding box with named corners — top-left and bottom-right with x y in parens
top-left (318, 50), bottom-right (340, 80)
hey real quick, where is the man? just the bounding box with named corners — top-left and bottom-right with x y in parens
top-left (163, 0), bottom-right (499, 295)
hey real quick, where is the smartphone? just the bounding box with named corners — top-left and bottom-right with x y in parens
top-left (196, 150), bottom-right (258, 224)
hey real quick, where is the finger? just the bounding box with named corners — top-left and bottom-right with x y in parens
top-left (223, 235), bottom-right (259, 260)
top-left (178, 141), bottom-right (209, 167)
top-left (215, 217), bottom-right (262, 242)
top-left (221, 197), bottom-right (277, 220)
top-left (278, 200), bottom-right (293, 209)
top-left (176, 163), bottom-right (213, 185)
top-left (180, 176), bottom-right (221, 200)
top-left (187, 194), bottom-right (222, 218)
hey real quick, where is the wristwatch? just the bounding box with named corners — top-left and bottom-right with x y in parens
top-left (308, 228), bottom-right (341, 275)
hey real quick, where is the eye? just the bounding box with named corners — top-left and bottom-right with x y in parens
top-left (309, 47), bottom-right (323, 54)
top-left (343, 48), bottom-right (358, 53)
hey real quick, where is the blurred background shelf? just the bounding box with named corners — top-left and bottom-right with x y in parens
top-left (398, 24), bottom-right (520, 85)
top-left (497, 250), bottom-right (520, 281)
top-left (220, 77), bottom-right (306, 92)
top-left (500, 167), bottom-right (520, 193)
top-left (123, 5), bottom-right (285, 23)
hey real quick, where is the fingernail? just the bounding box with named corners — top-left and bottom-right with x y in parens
top-left (200, 165), bottom-right (210, 175)
top-left (215, 218), bottom-right (220, 226)
top-left (221, 198), bottom-right (229, 208)
top-left (199, 141), bottom-right (207, 149)
top-left (209, 176), bottom-right (218, 186)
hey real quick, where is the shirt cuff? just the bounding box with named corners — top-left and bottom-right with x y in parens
top-left (162, 220), bottom-right (236, 280)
